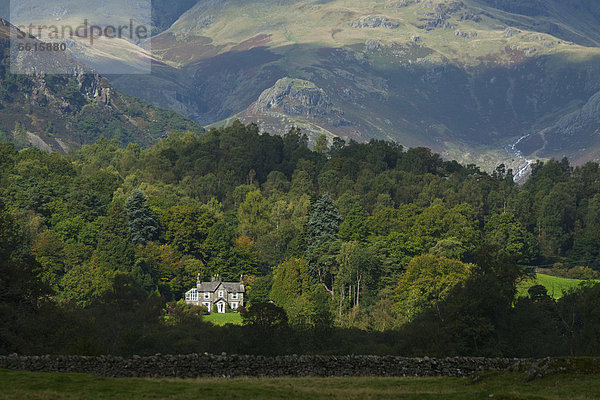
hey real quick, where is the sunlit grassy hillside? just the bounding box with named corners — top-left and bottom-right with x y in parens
top-left (518, 273), bottom-right (597, 299)
top-left (159, 0), bottom-right (600, 66)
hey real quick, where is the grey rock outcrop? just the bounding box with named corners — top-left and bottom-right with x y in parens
top-left (386, 0), bottom-right (420, 8)
top-left (365, 39), bottom-right (382, 51)
top-left (253, 78), bottom-right (337, 117)
top-left (455, 30), bottom-right (478, 38)
top-left (350, 16), bottom-right (401, 29)
top-left (504, 27), bottom-right (521, 37)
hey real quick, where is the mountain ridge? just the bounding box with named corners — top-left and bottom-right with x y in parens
top-left (104, 0), bottom-right (600, 171)
top-left (6, 1), bottom-right (600, 172)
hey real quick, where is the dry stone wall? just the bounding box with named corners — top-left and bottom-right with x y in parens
top-left (0, 354), bottom-right (527, 378)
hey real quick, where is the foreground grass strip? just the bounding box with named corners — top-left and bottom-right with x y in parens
top-left (2, 369), bottom-right (600, 399)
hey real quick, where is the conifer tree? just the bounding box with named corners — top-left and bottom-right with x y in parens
top-left (306, 194), bottom-right (342, 242)
top-left (125, 189), bottom-right (159, 246)
top-left (306, 194), bottom-right (342, 297)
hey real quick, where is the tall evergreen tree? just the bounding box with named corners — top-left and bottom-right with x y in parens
top-left (306, 194), bottom-right (342, 297)
top-left (125, 189), bottom-right (159, 246)
top-left (306, 194), bottom-right (342, 241)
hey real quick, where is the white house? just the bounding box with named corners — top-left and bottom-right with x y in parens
top-left (185, 275), bottom-right (245, 313)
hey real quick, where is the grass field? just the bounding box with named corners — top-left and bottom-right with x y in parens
top-left (2, 369), bottom-right (600, 399)
top-left (203, 313), bottom-right (243, 326)
top-left (518, 273), bottom-right (593, 299)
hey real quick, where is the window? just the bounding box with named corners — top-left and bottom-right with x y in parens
top-left (218, 290), bottom-right (224, 298)
top-left (204, 292), bottom-right (210, 299)
top-left (203, 302), bottom-right (210, 309)
top-left (185, 289), bottom-right (198, 302)
top-left (232, 292), bottom-right (238, 299)
top-left (231, 302), bottom-right (238, 309)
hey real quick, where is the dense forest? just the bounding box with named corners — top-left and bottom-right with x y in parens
top-left (2, 121), bottom-right (600, 357)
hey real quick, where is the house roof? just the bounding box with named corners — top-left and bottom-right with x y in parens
top-left (197, 281), bottom-right (245, 293)
top-left (198, 281), bottom-right (220, 292)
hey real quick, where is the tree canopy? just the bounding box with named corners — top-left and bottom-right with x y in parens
top-left (2, 122), bottom-right (600, 357)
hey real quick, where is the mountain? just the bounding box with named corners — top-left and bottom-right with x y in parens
top-left (103, 0), bottom-right (600, 173)
top-left (0, 18), bottom-right (201, 152)
top-left (10, 1), bottom-right (600, 172)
